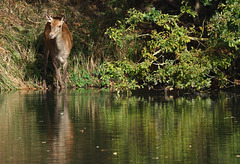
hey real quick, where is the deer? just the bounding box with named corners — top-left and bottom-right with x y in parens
top-left (43, 14), bottom-right (73, 89)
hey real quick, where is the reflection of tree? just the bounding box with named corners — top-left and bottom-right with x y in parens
top-left (72, 91), bottom-right (237, 163)
top-left (0, 91), bottom-right (51, 163)
top-left (1, 90), bottom-right (240, 163)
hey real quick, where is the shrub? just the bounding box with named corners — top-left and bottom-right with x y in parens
top-left (207, 0), bottom-right (240, 86)
top-left (104, 7), bottom-right (212, 91)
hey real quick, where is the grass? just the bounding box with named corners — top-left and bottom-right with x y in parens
top-left (0, 1), bottom-right (45, 91)
top-left (0, 0), bottom-right (110, 91)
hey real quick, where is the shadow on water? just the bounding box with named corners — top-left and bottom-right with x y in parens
top-left (1, 88), bottom-right (240, 163)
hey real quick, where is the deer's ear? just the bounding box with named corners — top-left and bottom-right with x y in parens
top-left (61, 16), bottom-right (65, 24)
top-left (46, 14), bottom-right (53, 23)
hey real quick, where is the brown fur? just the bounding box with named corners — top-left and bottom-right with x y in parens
top-left (43, 15), bottom-right (73, 89)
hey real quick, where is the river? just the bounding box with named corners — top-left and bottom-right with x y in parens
top-left (1, 88), bottom-right (240, 163)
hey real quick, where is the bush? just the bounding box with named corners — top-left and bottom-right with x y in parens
top-left (99, 60), bottom-right (140, 93)
top-left (206, 0), bottom-right (240, 86)
top-left (104, 7), bottom-right (212, 91)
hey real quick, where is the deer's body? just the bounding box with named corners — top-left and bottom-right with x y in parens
top-left (43, 15), bottom-right (73, 89)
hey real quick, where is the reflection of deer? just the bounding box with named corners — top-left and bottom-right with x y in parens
top-left (44, 90), bottom-right (74, 163)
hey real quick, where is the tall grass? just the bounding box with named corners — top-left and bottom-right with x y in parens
top-left (0, 1), bottom-right (45, 91)
top-left (0, 1), bottom-right (96, 91)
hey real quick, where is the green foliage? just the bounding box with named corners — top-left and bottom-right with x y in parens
top-left (200, 0), bottom-right (217, 6)
top-left (208, 1), bottom-right (240, 50)
top-left (153, 50), bottom-right (212, 90)
top-left (70, 69), bottom-right (94, 88)
top-left (99, 60), bottom-right (140, 93)
top-left (180, 1), bottom-right (197, 17)
top-left (206, 0), bottom-right (240, 86)
top-left (104, 7), bottom-right (212, 91)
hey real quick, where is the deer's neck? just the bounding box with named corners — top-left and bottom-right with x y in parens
top-left (55, 33), bottom-right (65, 51)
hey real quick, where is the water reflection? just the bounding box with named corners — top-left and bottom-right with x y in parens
top-left (1, 89), bottom-right (240, 163)
top-left (43, 90), bottom-right (73, 163)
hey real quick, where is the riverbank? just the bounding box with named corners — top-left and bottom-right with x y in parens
top-left (1, 0), bottom-right (240, 93)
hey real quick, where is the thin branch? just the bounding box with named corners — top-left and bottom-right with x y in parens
top-left (153, 49), bottom-right (162, 56)
top-left (152, 62), bottom-right (166, 66)
top-left (188, 36), bottom-right (208, 41)
top-left (137, 34), bottom-right (151, 38)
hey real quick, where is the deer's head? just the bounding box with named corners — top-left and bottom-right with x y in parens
top-left (46, 15), bottom-right (65, 39)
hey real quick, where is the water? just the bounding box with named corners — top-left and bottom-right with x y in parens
top-left (1, 88), bottom-right (240, 163)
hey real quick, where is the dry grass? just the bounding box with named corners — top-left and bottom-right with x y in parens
top-left (0, 0), bottom-right (116, 91)
top-left (0, 1), bottom-right (43, 90)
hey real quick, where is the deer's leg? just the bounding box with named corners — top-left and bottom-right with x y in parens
top-left (53, 60), bottom-right (62, 89)
top-left (63, 60), bottom-right (68, 89)
top-left (43, 47), bottom-right (49, 89)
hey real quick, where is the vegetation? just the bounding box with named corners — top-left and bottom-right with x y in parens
top-left (0, 0), bottom-right (240, 92)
